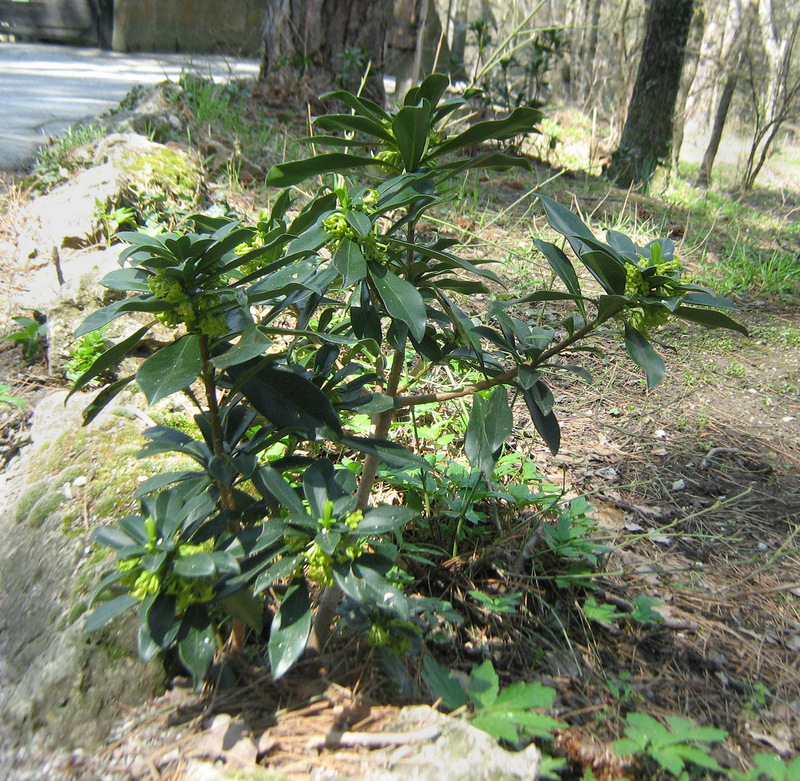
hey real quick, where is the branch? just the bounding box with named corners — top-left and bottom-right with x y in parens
top-left (394, 318), bottom-right (598, 408)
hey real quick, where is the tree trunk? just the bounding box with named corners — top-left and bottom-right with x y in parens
top-left (671, 4), bottom-right (706, 172)
top-left (259, 0), bottom-right (392, 104)
top-left (695, 68), bottom-right (739, 188)
top-left (606, 0), bottom-right (696, 188)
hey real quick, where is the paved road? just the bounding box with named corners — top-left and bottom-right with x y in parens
top-left (0, 42), bottom-right (259, 171)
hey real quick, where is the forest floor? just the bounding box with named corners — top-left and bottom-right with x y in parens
top-left (0, 83), bottom-right (799, 780)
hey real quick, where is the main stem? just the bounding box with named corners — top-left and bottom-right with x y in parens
top-left (199, 334), bottom-right (245, 651)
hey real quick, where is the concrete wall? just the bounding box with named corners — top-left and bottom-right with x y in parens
top-left (113, 0), bottom-right (266, 57)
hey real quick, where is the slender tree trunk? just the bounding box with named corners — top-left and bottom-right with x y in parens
top-left (695, 60), bottom-right (741, 187)
top-left (671, 5), bottom-right (706, 172)
top-left (606, 0), bottom-right (696, 188)
top-left (259, 0), bottom-right (392, 104)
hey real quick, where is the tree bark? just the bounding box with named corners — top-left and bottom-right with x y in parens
top-left (259, 0), bottom-right (392, 104)
top-left (695, 68), bottom-right (739, 188)
top-left (606, 0), bottom-right (696, 188)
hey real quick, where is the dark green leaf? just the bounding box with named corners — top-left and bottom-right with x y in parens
top-left (314, 113), bottom-right (395, 143)
top-left (673, 306), bottom-right (748, 335)
top-left (84, 594), bottom-right (138, 633)
top-left (333, 238), bottom-right (367, 286)
top-left (254, 554), bottom-right (302, 594)
top-left (345, 210), bottom-right (371, 237)
top-left (177, 606), bottom-right (217, 691)
top-left (236, 364), bottom-right (342, 438)
top-left (392, 103), bottom-right (432, 171)
top-left (533, 238), bottom-right (583, 309)
top-left (218, 588), bottom-right (264, 633)
top-left (266, 154), bottom-right (390, 188)
top-left (100, 267), bottom-right (153, 292)
top-left (146, 592), bottom-right (178, 648)
top-left (624, 323), bottom-right (665, 390)
top-left (173, 552), bottom-right (216, 578)
top-left (538, 194), bottom-right (595, 241)
top-left (257, 466), bottom-right (306, 516)
top-left (268, 580), bottom-right (311, 679)
top-left (358, 505), bottom-right (416, 534)
top-left (430, 107), bottom-right (542, 158)
top-left (81, 376), bottom-right (135, 425)
top-left (137, 335), bottom-right (203, 404)
top-left (339, 435), bottom-right (429, 469)
top-left (369, 263), bottom-right (427, 341)
top-left (521, 382), bottom-right (561, 455)
top-left (68, 325), bottom-right (151, 398)
top-left (212, 325), bottom-right (272, 370)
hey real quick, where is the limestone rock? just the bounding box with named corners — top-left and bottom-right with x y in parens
top-left (0, 391), bottom-right (168, 774)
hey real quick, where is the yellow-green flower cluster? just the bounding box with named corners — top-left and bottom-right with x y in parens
top-left (116, 522), bottom-right (216, 614)
top-left (366, 618), bottom-right (413, 654)
top-left (322, 201), bottom-right (387, 264)
top-left (148, 271), bottom-right (227, 337)
top-left (299, 502), bottom-right (367, 587)
top-left (623, 248), bottom-right (683, 335)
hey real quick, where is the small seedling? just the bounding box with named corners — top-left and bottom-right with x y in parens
top-left (613, 712), bottom-right (727, 778)
top-left (422, 657), bottom-right (563, 747)
top-left (0, 383), bottom-right (26, 409)
top-left (2, 313), bottom-right (46, 360)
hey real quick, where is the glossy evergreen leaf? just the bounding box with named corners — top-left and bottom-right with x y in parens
top-left (81, 375), bottom-right (135, 425)
top-left (318, 90), bottom-right (391, 122)
top-left (333, 238), bottom-right (368, 286)
top-left (218, 588), bottom-right (264, 633)
top-left (339, 435), bottom-right (429, 469)
top-left (392, 102), bottom-right (432, 171)
top-left (533, 238), bottom-right (583, 311)
top-left (430, 106), bottom-right (542, 158)
top-left (268, 580), bottom-right (311, 679)
top-left (236, 364), bottom-right (342, 438)
top-left (673, 306), bottom-right (748, 335)
top-left (624, 323), bottom-right (665, 390)
top-left (254, 555), bottom-right (302, 594)
top-left (84, 594), bottom-right (138, 633)
top-left (369, 263), bottom-right (427, 341)
top-left (177, 606), bottom-right (217, 691)
top-left (256, 466), bottom-right (306, 516)
top-left (538, 194), bottom-right (595, 242)
top-left (68, 324), bottom-right (151, 398)
top-left (92, 525), bottom-right (137, 550)
top-left (521, 382), bottom-right (561, 455)
top-left (173, 552), bottom-right (216, 578)
top-left (314, 113), bottom-right (395, 142)
top-left (146, 592), bottom-right (178, 648)
top-left (266, 154), bottom-right (390, 188)
top-left (358, 505), bottom-right (416, 534)
top-left (212, 325), bottom-right (272, 370)
top-left (137, 335), bottom-right (203, 404)
top-left (345, 209), bottom-right (371, 237)
top-left (100, 267), bottom-right (153, 292)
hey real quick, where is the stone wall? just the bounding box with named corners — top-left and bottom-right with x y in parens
top-left (112, 0), bottom-right (266, 57)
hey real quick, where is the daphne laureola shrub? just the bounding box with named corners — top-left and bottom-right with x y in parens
top-left (78, 75), bottom-right (745, 688)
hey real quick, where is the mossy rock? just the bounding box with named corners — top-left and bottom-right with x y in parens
top-left (13, 480), bottom-right (49, 524)
top-left (25, 490), bottom-right (66, 528)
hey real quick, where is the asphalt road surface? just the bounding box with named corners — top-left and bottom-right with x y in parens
top-left (0, 42), bottom-right (259, 171)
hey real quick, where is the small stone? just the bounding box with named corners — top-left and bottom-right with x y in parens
top-left (72, 475), bottom-right (88, 487)
top-left (671, 479), bottom-right (686, 491)
top-left (654, 429), bottom-right (667, 438)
